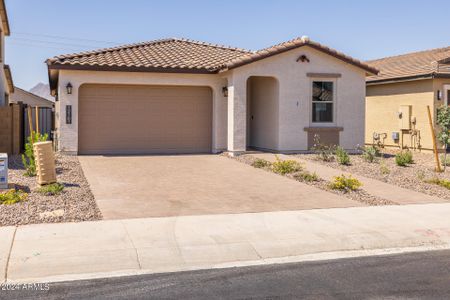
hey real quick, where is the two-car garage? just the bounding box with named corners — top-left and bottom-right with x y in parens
top-left (78, 84), bottom-right (213, 155)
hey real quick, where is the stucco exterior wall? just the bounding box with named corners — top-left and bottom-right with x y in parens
top-left (0, 28), bottom-right (7, 106)
top-left (227, 46), bottom-right (367, 151)
top-left (56, 70), bottom-right (227, 153)
top-left (366, 79), bottom-right (435, 150)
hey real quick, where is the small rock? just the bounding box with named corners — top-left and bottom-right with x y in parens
top-left (39, 209), bottom-right (65, 219)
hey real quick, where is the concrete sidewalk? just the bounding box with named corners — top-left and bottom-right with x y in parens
top-left (251, 153), bottom-right (446, 204)
top-left (2, 203), bottom-right (450, 283)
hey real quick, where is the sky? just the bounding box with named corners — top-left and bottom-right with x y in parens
top-left (5, 0), bottom-right (450, 90)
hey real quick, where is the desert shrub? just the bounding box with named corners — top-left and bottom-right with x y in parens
top-left (426, 178), bottom-right (450, 190)
top-left (0, 190), bottom-right (28, 205)
top-left (311, 134), bottom-right (335, 162)
top-left (335, 146), bottom-right (350, 165)
top-left (329, 175), bottom-right (362, 192)
top-left (380, 161), bottom-right (390, 175)
top-left (37, 183), bottom-right (65, 196)
top-left (294, 171), bottom-right (319, 182)
top-left (251, 158), bottom-right (271, 169)
top-left (395, 151), bottom-right (413, 167)
top-left (21, 131), bottom-right (48, 176)
top-left (416, 170), bottom-right (426, 181)
top-left (362, 146), bottom-right (381, 163)
top-left (271, 156), bottom-right (302, 175)
top-left (440, 154), bottom-right (450, 167)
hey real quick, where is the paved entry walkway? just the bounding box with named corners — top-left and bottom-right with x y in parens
top-left (251, 153), bottom-right (446, 205)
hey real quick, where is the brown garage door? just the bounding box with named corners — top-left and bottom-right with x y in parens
top-left (78, 84), bottom-right (212, 154)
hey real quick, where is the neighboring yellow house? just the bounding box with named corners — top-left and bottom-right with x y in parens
top-left (366, 47), bottom-right (450, 151)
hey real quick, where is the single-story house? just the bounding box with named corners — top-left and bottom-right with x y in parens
top-left (46, 36), bottom-right (378, 155)
top-left (10, 87), bottom-right (54, 108)
top-left (366, 46), bottom-right (450, 151)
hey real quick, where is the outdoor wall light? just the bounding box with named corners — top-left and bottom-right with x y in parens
top-left (437, 90), bottom-right (442, 100)
top-left (222, 86), bottom-right (228, 97)
top-left (66, 82), bottom-right (73, 95)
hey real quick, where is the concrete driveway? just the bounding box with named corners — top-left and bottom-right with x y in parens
top-left (78, 155), bottom-right (361, 219)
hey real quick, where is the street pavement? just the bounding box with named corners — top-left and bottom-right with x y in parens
top-left (2, 250), bottom-right (450, 299)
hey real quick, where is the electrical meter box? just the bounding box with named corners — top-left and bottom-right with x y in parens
top-left (0, 153), bottom-right (7, 189)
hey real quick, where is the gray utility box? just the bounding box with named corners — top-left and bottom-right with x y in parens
top-left (0, 153), bottom-right (7, 189)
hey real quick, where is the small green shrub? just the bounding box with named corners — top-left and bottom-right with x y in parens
top-left (440, 154), bottom-right (450, 167)
top-left (21, 131), bottom-right (49, 177)
top-left (251, 158), bottom-right (271, 169)
top-left (416, 170), bottom-right (426, 181)
top-left (335, 146), bottom-right (350, 165)
top-left (395, 151), bottom-right (413, 167)
top-left (426, 178), bottom-right (450, 190)
top-left (311, 134), bottom-right (335, 162)
top-left (380, 160), bottom-right (390, 175)
top-left (0, 190), bottom-right (28, 205)
top-left (294, 171), bottom-right (319, 182)
top-left (37, 183), bottom-right (65, 196)
top-left (271, 156), bottom-right (302, 175)
top-left (329, 175), bottom-right (362, 192)
top-left (362, 146), bottom-right (381, 163)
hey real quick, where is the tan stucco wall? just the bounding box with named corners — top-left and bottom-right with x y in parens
top-left (10, 88), bottom-right (54, 108)
top-left (0, 26), bottom-right (7, 106)
top-left (56, 70), bottom-right (227, 153)
top-left (366, 79), bottom-right (437, 150)
top-left (227, 46), bottom-right (367, 151)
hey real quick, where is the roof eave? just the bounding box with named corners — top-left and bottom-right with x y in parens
top-left (4, 65), bottom-right (13, 93)
top-left (0, 0), bottom-right (10, 36)
top-left (219, 42), bottom-right (379, 76)
top-left (366, 72), bottom-right (450, 85)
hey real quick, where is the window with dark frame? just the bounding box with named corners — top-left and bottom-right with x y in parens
top-left (312, 81), bottom-right (333, 123)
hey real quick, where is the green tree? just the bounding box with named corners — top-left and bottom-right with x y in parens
top-left (436, 106), bottom-right (450, 170)
top-left (21, 131), bottom-right (48, 176)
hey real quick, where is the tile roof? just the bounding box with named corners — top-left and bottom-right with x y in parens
top-left (46, 38), bottom-right (252, 73)
top-left (367, 46), bottom-right (450, 83)
top-left (47, 36), bottom-right (378, 75)
top-left (219, 36), bottom-right (378, 75)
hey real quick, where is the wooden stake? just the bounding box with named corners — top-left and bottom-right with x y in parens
top-left (35, 106), bottom-right (40, 134)
top-left (427, 105), bottom-right (442, 172)
top-left (27, 106), bottom-right (34, 142)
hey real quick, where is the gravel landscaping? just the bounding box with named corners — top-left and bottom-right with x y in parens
top-left (0, 154), bottom-right (102, 226)
top-left (294, 150), bottom-right (450, 200)
top-left (226, 153), bottom-right (394, 206)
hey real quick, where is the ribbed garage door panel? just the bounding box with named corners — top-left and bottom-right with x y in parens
top-left (78, 84), bottom-right (212, 154)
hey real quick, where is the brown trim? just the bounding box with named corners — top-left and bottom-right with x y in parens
top-left (304, 127), bottom-right (343, 132)
top-left (307, 73), bottom-right (342, 78)
top-left (367, 72), bottom-right (450, 85)
top-left (47, 63), bottom-right (216, 74)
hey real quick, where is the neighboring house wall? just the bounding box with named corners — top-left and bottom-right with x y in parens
top-left (366, 79), bottom-right (436, 150)
top-left (10, 88), bottom-right (54, 108)
top-left (56, 70), bottom-right (227, 153)
top-left (226, 46), bottom-right (367, 152)
top-left (0, 29), bottom-right (6, 106)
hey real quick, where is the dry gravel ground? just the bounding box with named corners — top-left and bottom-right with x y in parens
top-left (0, 154), bottom-right (102, 226)
top-left (227, 154), bottom-right (394, 206)
top-left (295, 150), bottom-right (450, 200)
